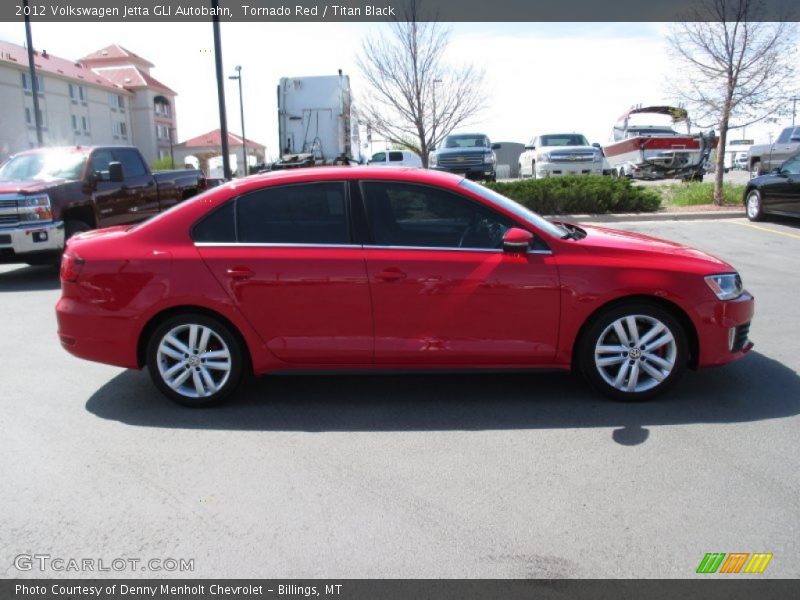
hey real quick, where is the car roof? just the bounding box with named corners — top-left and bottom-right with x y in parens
top-left (237, 166), bottom-right (463, 189)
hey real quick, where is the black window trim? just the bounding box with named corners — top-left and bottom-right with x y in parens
top-left (356, 179), bottom-right (552, 254)
top-left (192, 180), bottom-right (357, 247)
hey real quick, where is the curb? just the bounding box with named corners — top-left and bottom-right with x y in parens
top-left (555, 211), bottom-right (745, 223)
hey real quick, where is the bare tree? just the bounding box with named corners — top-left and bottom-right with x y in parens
top-left (667, 0), bottom-right (797, 204)
top-left (356, 0), bottom-right (485, 167)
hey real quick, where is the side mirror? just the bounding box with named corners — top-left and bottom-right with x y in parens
top-left (502, 227), bottom-right (533, 253)
top-left (491, 143), bottom-right (501, 150)
top-left (524, 145), bottom-right (535, 151)
top-left (771, 167), bottom-right (783, 175)
top-left (592, 143), bottom-right (601, 149)
top-left (108, 161), bottom-right (124, 183)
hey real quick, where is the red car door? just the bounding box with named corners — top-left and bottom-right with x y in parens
top-left (195, 181), bottom-right (373, 364)
top-left (359, 180), bottom-right (560, 366)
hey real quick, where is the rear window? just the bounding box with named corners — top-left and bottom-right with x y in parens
top-left (389, 151), bottom-right (404, 162)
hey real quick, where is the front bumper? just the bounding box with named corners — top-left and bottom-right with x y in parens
top-left (536, 162), bottom-right (603, 177)
top-left (695, 291), bottom-right (755, 368)
top-left (0, 221), bottom-right (65, 263)
top-left (431, 165), bottom-right (496, 179)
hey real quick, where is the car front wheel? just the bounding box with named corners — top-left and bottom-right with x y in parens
top-left (146, 313), bottom-right (244, 407)
top-left (745, 189), bottom-right (764, 221)
top-left (579, 303), bottom-right (687, 401)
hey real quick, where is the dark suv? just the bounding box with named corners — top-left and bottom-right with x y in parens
top-left (429, 133), bottom-right (500, 181)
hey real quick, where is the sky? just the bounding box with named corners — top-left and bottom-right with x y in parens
top-left (0, 21), bottom-right (787, 160)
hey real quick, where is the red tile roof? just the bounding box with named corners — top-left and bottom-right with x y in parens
top-left (0, 41), bottom-right (129, 93)
top-left (0, 41), bottom-right (174, 96)
top-left (177, 129), bottom-right (265, 150)
top-left (79, 44), bottom-right (154, 68)
top-left (93, 66), bottom-right (176, 95)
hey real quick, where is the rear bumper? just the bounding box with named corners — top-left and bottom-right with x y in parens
top-left (56, 296), bottom-right (140, 369)
top-left (695, 292), bottom-right (755, 368)
top-left (0, 221), bottom-right (64, 263)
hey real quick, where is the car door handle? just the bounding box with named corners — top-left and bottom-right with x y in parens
top-left (225, 267), bottom-right (255, 280)
top-left (375, 268), bottom-right (406, 282)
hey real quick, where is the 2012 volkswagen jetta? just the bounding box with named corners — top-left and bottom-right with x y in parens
top-left (56, 167), bottom-right (754, 406)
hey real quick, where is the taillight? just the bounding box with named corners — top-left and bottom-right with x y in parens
top-left (60, 252), bottom-right (85, 282)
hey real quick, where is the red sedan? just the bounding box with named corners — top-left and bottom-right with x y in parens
top-left (56, 167), bottom-right (754, 406)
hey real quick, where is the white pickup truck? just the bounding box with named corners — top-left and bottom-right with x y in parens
top-left (518, 133), bottom-right (604, 179)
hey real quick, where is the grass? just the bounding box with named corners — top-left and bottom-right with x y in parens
top-left (654, 182), bottom-right (745, 207)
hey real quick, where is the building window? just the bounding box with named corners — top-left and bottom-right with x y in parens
top-left (70, 84), bottom-right (87, 102)
top-left (21, 72), bottom-right (44, 94)
top-left (25, 107), bottom-right (47, 128)
top-left (82, 116), bottom-right (89, 133)
top-left (113, 122), bottom-right (128, 138)
top-left (108, 93), bottom-right (124, 109)
top-left (71, 114), bottom-right (78, 131)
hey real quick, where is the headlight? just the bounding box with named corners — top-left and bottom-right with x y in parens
top-left (17, 194), bottom-right (53, 223)
top-left (704, 273), bottom-right (743, 301)
top-left (485, 151), bottom-right (496, 164)
top-left (538, 152), bottom-right (551, 162)
top-left (594, 151), bottom-right (603, 162)
top-left (429, 153), bottom-right (437, 167)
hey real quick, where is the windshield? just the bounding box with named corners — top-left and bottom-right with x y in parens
top-left (540, 134), bottom-right (590, 147)
top-left (0, 151), bottom-right (88, 182)
top-left (444, 135), bottom-right (490, 149)
top-left (459, 179), bottom-right (568, 239)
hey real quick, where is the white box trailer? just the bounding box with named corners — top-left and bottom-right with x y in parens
top-left (275, 72), bottom-right (360, 168)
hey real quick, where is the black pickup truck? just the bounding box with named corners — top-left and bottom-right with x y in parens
top-left (0, 145), bottom-right (206, 265)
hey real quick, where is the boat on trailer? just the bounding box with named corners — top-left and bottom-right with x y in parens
top-left (602, 105), bottom-right (717, 181)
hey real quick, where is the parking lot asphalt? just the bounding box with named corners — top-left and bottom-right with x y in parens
top-left (1, 217), bottom-right (798, 579)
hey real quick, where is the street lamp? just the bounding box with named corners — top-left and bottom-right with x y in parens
top-left (169, 127), bottom-right (176, 169)
top-left (228, 65), bottom-right (247, 176)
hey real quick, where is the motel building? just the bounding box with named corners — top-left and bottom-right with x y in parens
top-left (0, 41), bottom-right (178, 165)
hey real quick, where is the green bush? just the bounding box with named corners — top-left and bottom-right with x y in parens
top-left (657, 182), bottom-right (745, 206)
top-left (485, 176), bottom-right (661, 214)
top-left (150, 155), bottom-right (178, 171)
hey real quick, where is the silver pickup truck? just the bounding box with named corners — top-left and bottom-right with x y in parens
top-left (748, 126), bottom-right (800, 178)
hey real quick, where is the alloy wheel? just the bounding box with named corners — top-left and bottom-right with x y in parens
top-left (593, 314), bottom-right (677, 393)
top-left (156, 323), bottom-right (232, 399)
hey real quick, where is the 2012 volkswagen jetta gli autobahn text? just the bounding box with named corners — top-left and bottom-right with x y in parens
top-left (55, 167), bottom-right (754, 407)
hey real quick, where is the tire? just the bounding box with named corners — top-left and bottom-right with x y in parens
top-left (578, 303), bottom-right (687, 402)
top-left (146, 313), bottom-right (245, 407)
top-left (750, 161), bottom-right (763, 179)
top-left (65, 219), bottom-right (92, 240)
top-left (745, 189), bottom-right (765, 221)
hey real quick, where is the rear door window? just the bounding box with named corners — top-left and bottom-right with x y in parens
top-left (388, 152), bottom-right (404, 162)
top-left (236, 182), bottom-right (349, 244)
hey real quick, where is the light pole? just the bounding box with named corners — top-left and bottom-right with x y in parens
top-left (23, 0), bottom-right (43, 147)
top-left (229, 65), bottom-right (247, 176)
top-left (211, 0), bottom-right (231, 180)
top-left (168, 127), bottom-right (175, 169)
top-left (792, 97), bottom-right (798, 127)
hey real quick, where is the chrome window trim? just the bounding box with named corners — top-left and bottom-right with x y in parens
top-left (194, 242), bottom-right (552, 255)
top-left (194, 242), bottom-right (362, 249)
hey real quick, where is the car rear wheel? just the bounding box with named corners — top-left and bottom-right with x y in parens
top-left (146, 313), bottom-right (244, 407)
top-left (745, 189), bottom-right (764, 221)
top-left (579, 303), bottom-right (687, 401)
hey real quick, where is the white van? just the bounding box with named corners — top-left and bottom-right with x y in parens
top-left (366, 150), bottom-right (422, 167)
